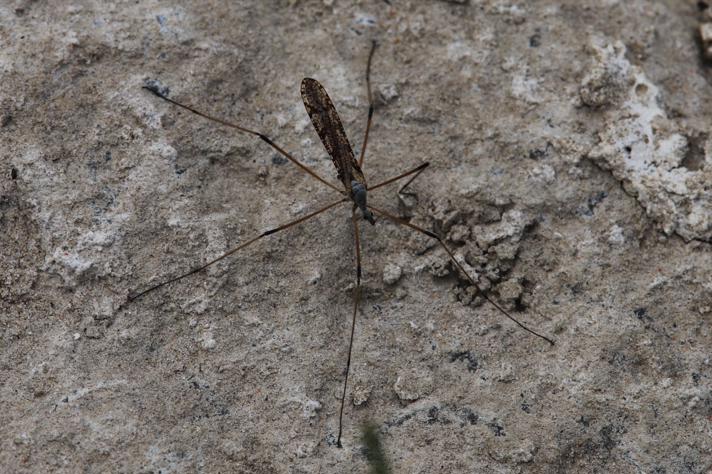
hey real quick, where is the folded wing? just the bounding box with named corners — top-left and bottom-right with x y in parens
top-left (301, 78), bottom-right (366, 188)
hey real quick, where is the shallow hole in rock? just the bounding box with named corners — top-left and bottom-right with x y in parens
top-left (681, 134), bottom-right (707, 171)
top-left (634, 83), bottom-right (648, 98)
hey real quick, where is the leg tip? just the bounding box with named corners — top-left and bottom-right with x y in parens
top-left (142, 79), bottom-right (169, 98)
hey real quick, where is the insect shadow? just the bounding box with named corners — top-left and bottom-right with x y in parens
top-left (131, 41), bottom-right (554, 448)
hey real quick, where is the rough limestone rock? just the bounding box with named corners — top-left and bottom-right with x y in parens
top-left (2, 1), bottom-right (711, 473)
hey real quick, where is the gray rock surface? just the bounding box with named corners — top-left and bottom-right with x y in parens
top-left (2, 0), bottom-right (711, 472)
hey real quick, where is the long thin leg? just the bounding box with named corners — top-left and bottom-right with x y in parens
top-left (128, 198), bottom-right (347, 302)
top-left (142, 85), bottom-right (344, 195)
top-left (337, 206), bottom-right (363, 448)
top-left (367, 204), bottom-right (555, 345)
top-left (368, 161), bottom-right (430, 192)
top-left (357, 41), bottom-right (377, 168)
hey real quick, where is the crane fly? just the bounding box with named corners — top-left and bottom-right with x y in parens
top-left (131, 41), bottom-right (554, 448)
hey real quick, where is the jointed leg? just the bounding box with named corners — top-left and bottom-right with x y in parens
top-left (367, 204), bottom-right (555, 345)
top-left (368, 161), bottom-right (430, 192)
top-left (128, 198), bottom-right (348, 302)
top-left (143, 85), bottom-right (343, 195)
top-left (337, 206), bottom-right (363, 448)
top-left (357, 41), bottom-right (378, 169)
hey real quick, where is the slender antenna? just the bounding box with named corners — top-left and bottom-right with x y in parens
top-left (358, 40), bottom-right (378, 168)
top-left (337, 206), bottom-right (363, 448)
top-left (142, 85), bottom-right (344, 195)
top-left (128, 198), bottom-right (347, 301)
top-left (367, 204), bottom-right (555, 345)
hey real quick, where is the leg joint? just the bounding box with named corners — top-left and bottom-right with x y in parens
top-left (424, 229), bottom-right (439, 240)
top-left (258, 133), bottom-right (272, 145)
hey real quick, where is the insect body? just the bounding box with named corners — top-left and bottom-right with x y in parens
top-left (133, 41), bottom-right (554, 448)
top-left (301, 77), bottom-right (375, 224)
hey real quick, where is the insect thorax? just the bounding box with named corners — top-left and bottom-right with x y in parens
top-left (350, 177), bottom-right (375, 225)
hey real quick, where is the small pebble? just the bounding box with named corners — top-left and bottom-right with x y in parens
top-left (448, 224), bottom-right (471, 244)
top-left (352, 383), bottom-right (372, 406)
top-left (383, 263), bottom-right (402, 285)
top-left (700, 23), bottom-right (712, 60)
top-left (497, 279), bottom-right (523, 305)
top-left (608, 224), bottom-right (625, 246)
top-left (428, 257), bottom-right (450, 277)
top-left (377, 83), bottom-right (399, 105)
top-left (530, 164), bottom-right (556, 184)
top-left (394, 369), bottom-right (433, 402)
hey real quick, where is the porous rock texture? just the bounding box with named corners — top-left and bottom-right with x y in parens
top-left (2, 1), bottom-right (711, 473)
